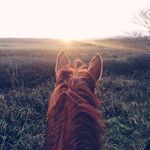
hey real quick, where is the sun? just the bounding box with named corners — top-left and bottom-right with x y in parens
top-left (61, 37), bottom-right (74, 43)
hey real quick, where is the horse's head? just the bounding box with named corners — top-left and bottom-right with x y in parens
top-left (45, 51), bottom-right (104, 150)
top-left (55, 51), bottom-right (103, 95)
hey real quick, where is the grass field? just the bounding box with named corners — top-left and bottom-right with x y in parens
top-left (0, 38), bottom-right (150, 150)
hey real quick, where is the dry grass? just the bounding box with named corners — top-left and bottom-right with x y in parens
top-left (0, 38), bottom-right (150, 150)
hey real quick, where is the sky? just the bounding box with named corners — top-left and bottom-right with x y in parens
top-left (0, 0), bottom-right (149, 40)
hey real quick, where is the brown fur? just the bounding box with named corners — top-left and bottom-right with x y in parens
top-left (44, 53), bottom-right (103, 150)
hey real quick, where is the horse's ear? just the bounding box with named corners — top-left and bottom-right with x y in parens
top-left (55, 51), bottom-right (70, 72)
top-left (88, 54), bottom-right (103, 81)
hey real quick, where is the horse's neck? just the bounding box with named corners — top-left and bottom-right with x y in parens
top-left (45, 92), bottom-right (101, 150)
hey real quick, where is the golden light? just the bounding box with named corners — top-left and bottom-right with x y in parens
top-left (60, 35), bottom-right (76, 44)
top-left (62, 37), bottom-right (73, 43)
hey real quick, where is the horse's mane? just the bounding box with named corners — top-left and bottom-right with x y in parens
top-left (44, 60), bottom-right (103, 150)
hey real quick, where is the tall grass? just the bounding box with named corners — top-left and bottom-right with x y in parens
top-left (0, 38), bottom-right (150, 150)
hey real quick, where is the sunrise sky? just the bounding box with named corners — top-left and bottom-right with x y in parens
top-left (0, 0), bottom-right (149, 40)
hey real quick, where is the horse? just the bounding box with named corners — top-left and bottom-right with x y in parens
top-left (44, 51), bottom-right (104, 150)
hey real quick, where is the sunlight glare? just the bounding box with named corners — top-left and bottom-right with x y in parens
top-left (61, 35), bottom-right (76, 44)
top-left (62, 37), bottom-right (72, 43)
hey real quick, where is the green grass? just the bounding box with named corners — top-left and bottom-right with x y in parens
top-left (99, 75), bottom-right (150, 149)
top-left (0, 38), bottom-right (150, 150)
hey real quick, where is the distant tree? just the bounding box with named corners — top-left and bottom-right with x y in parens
top-left (134, 8), bottom-right (150, 36)
top-left (126, 30), bottom-right (143, 39)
